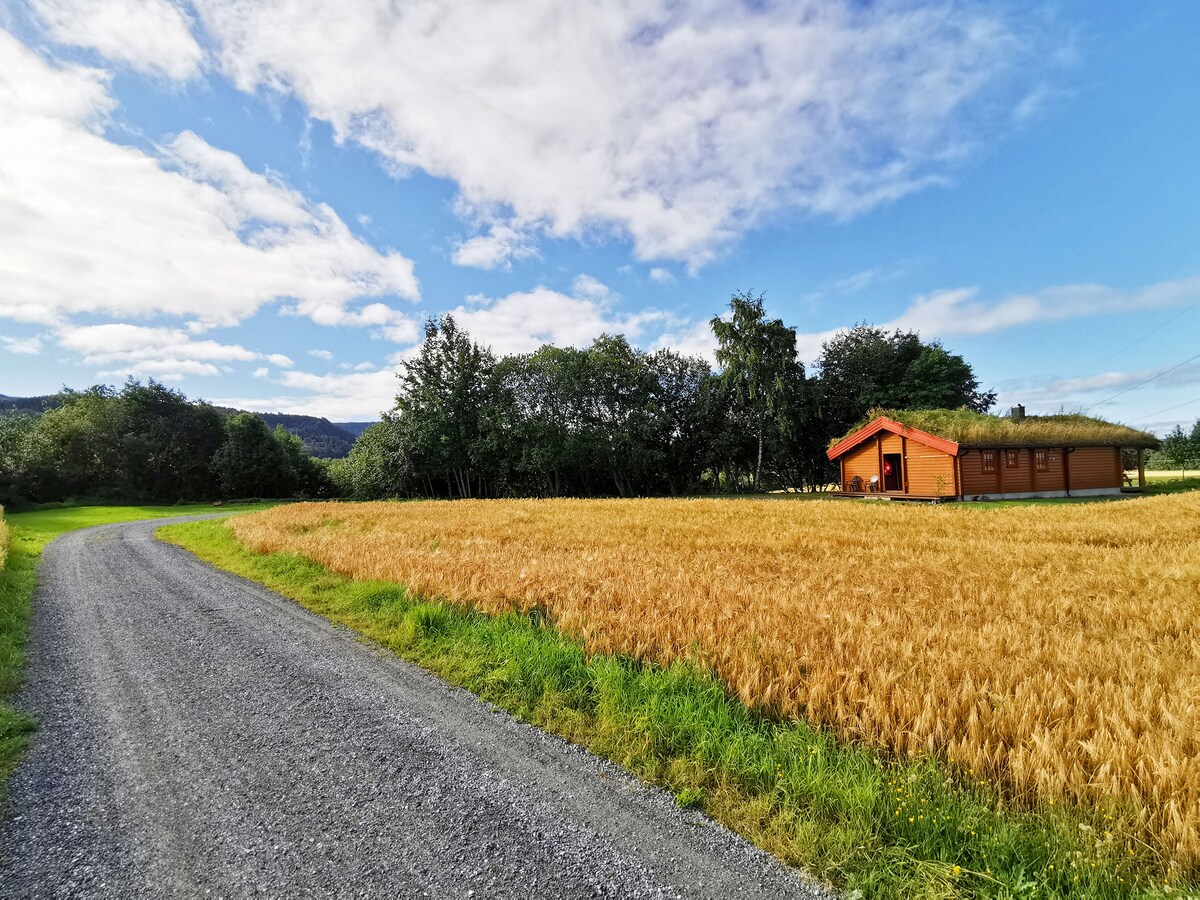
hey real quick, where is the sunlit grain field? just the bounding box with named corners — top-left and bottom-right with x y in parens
top-left (231, 494), bottom-right (1200, 865)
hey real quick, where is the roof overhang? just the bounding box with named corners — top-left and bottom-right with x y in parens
top-left (827, 416), bottom-right (961, 460)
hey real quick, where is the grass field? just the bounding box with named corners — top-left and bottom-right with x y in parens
top-left (0, 503), bottom-right (275, 785)
top-left (223, 494), bottom-right (1200, 881)
top-left (1138, 470), bottom-right (1200, 481)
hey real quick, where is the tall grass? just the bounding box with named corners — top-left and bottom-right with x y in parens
top-left (230, 494), bottom-right (1200, 870)
top-left (0, 506), bottom-right (8, 570)
top-left (163, 518), bottom-right (1192, 897)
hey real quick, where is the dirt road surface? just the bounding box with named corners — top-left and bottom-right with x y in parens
top-left (0, 518), bottom-right (831, 899)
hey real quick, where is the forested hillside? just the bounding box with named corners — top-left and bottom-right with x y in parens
top-left (0, 382), bottom-right (333, 506)
top-left (215, 411), bottom-right (356, 458)
top-left (1, 394), bottom-right (357, 459)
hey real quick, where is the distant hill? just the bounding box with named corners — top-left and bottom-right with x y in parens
top-left (0, 393), bottom-right (61, 413)
top-left (1, 393), bottom-right (360, 459)
top-left (333, 421), bottom-right (377, 438)
top-left (217, 410), bottom-right (358, 459)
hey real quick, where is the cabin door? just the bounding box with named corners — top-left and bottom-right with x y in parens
top-left (883, 453), bottom-right (903, 492)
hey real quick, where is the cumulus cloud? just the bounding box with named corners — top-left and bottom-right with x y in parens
top-left (56, 323), bottom-right (294, 380)
top-left (654, 319), bottom-right (717, 362)
top-left (885, 277), bottom-right (1200, 337)
top-left (31, 0), bottom-right (204, 80)
top-left (0, 335), bottom-right (44, 355)
top-left (443, 276), bottom-right (675, 356)
top-left (282, 301), bottom-right (420, 345)
top-left (0, 30), bottom-right (419, 333)
top-left (648, 267), bottom-right (676, 285)
top-left (308, 349), bottom-right (334, 360)
top-left (221, 366), bottom-right (399, 419)
top-left (192, 0), bottom-right (1050, 268)
top-left (784, 276), bottom-right (1200, 369)
top-left (451, 224), bottom-right (539, 270)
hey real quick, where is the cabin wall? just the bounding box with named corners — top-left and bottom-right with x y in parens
top-left (1000, 450), bottom-right (1035, 493)
top-left (841, 440), bottom-right (879, 488)
top-left (880, 433), bottom-right (904, 454)
top-left (1071, 447), bottom-right (1122, 490)
top-left (1040, 449), bottom-right (1067, 491)
top-left (904, 446), bottom-right (956, 496)
top-left (958, 447), bottom-right (1121, 496)
top-left (959, 451), bottom-right (997, 496)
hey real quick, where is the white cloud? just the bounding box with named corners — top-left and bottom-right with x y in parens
top-left (252, 366), bottom-right (269, 378)
top-left (571, 274), bottom-right (613, 302)
top-left (885, 277), bottom-right (1200, 337)
top-left (193, 0), bottom-right (1049, 268)
top-left (0, 335), bottom-right (44, 355)
top-left (451, 224), bottom-right (539, 270)
top-left (56, 323), bottom-right (294, 380)
top-left (786, 276), bottom-right (1200, 369)
top-left (654, 319), bottom-right (717, 362)
top-left (222, 366), bottom-right (400, 419)
top-left (308, 348), bottom-right (334, 360)
top-left (283, 301), bottom-right (420, 344)
top-left (31, 0), bottom-right (204, 80)
top-left (0, 30), bottom-right (419, 333)
top-left (445, 279), bottom-right (674, 356)
top-left (648, 267), bottom-right (676, 285)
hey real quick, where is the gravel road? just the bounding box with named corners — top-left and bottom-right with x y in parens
top-left (0, 517), bottom-right (832, 899)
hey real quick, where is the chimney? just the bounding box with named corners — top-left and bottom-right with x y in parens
top-left (1010, 404), bottom-right (1026, 421)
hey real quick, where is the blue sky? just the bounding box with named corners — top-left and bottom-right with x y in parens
top-left (1, 1), bottom-right (1198, 428)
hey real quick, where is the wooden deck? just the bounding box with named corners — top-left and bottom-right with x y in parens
top-left (831, 491), bottom-right (953, 503)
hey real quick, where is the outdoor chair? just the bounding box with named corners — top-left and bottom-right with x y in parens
top-left (849, 475), bottom-right (864, 492)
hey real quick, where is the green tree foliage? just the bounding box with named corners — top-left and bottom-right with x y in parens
top-left (209, 413), bottom-right (329, 499)
top-left (333, 303), bottom-right (995, 499)
top-left (1153, 420), bottom-right (1200, 475)
top-left (817, 324), bottom-right (996, 437)
top-left (0, 380), bottom-right (330, 505)
top-left (711, 291), bottom-right (806, 489)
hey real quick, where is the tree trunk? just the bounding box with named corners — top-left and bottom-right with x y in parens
top-left (754, 421), bottom-right (763, 491)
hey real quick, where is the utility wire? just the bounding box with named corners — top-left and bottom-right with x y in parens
top-left (1087, 297), bottom-right (1200, 372)
top-left (1129, 394), bottom-right (1200, 424)
top-left (1082, 351), bottom-right (1200, 411)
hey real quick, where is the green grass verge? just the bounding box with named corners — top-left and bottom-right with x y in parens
top-left (160, 518), bottom-right (1193, 899)
top-left (0, 503), bottom-right (276, 786)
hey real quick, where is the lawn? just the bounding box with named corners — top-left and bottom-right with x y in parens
top-left (0, 502), bottom-right (276, 786)
top-left (163, 491), bottom-right (1200, 897)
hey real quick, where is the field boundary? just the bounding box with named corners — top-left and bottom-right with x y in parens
top-left (160, 517), bottom-right (1191, 899)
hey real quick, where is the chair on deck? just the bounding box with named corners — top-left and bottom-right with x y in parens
top-left (849, 475), bottom-right (864, 493)
top-left (869, 475), bottom-right (880, 493)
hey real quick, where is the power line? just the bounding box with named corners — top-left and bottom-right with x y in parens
top-left (1088, 297), bottom-right (1200, 372)
top-left (1129, 395), bottom-right (1200, 425)
top-left (1082, 351), bottom-right (1200, 411)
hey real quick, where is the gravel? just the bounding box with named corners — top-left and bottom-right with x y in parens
top-left (0, 517), bottom-right (834, 899)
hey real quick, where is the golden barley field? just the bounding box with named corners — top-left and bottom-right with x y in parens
top-left (231, 493), bottom-right (1200, 863)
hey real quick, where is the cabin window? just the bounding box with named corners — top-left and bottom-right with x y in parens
top-left (981, 450), bottom-right (997, 473)
top-left (1035, 450), bottom-right (1048, 472)
top-left (1005, 450), bottom-right (1020, 468)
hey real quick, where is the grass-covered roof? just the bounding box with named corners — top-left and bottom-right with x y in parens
top-left (833, 408), bottom-right (1160, 450)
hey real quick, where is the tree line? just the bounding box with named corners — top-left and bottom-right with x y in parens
top-left (330, 292), bottom-right (995, 499)
top-left (0, 292), bottom-right (999, 506)
top-left (1149, 420), bottom-right (1200, 475)
top-left (0, 381), bottom-right (331, 506)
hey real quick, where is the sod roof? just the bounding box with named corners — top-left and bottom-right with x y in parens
top-left (831, 408), bottom-right (1160, 451)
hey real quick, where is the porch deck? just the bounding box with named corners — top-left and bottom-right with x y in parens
top-left (831, 490), bottom-right (953, 502)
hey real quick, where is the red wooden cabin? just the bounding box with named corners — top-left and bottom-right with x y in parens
top-left (827, 410), bottom-right (1159, 501)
